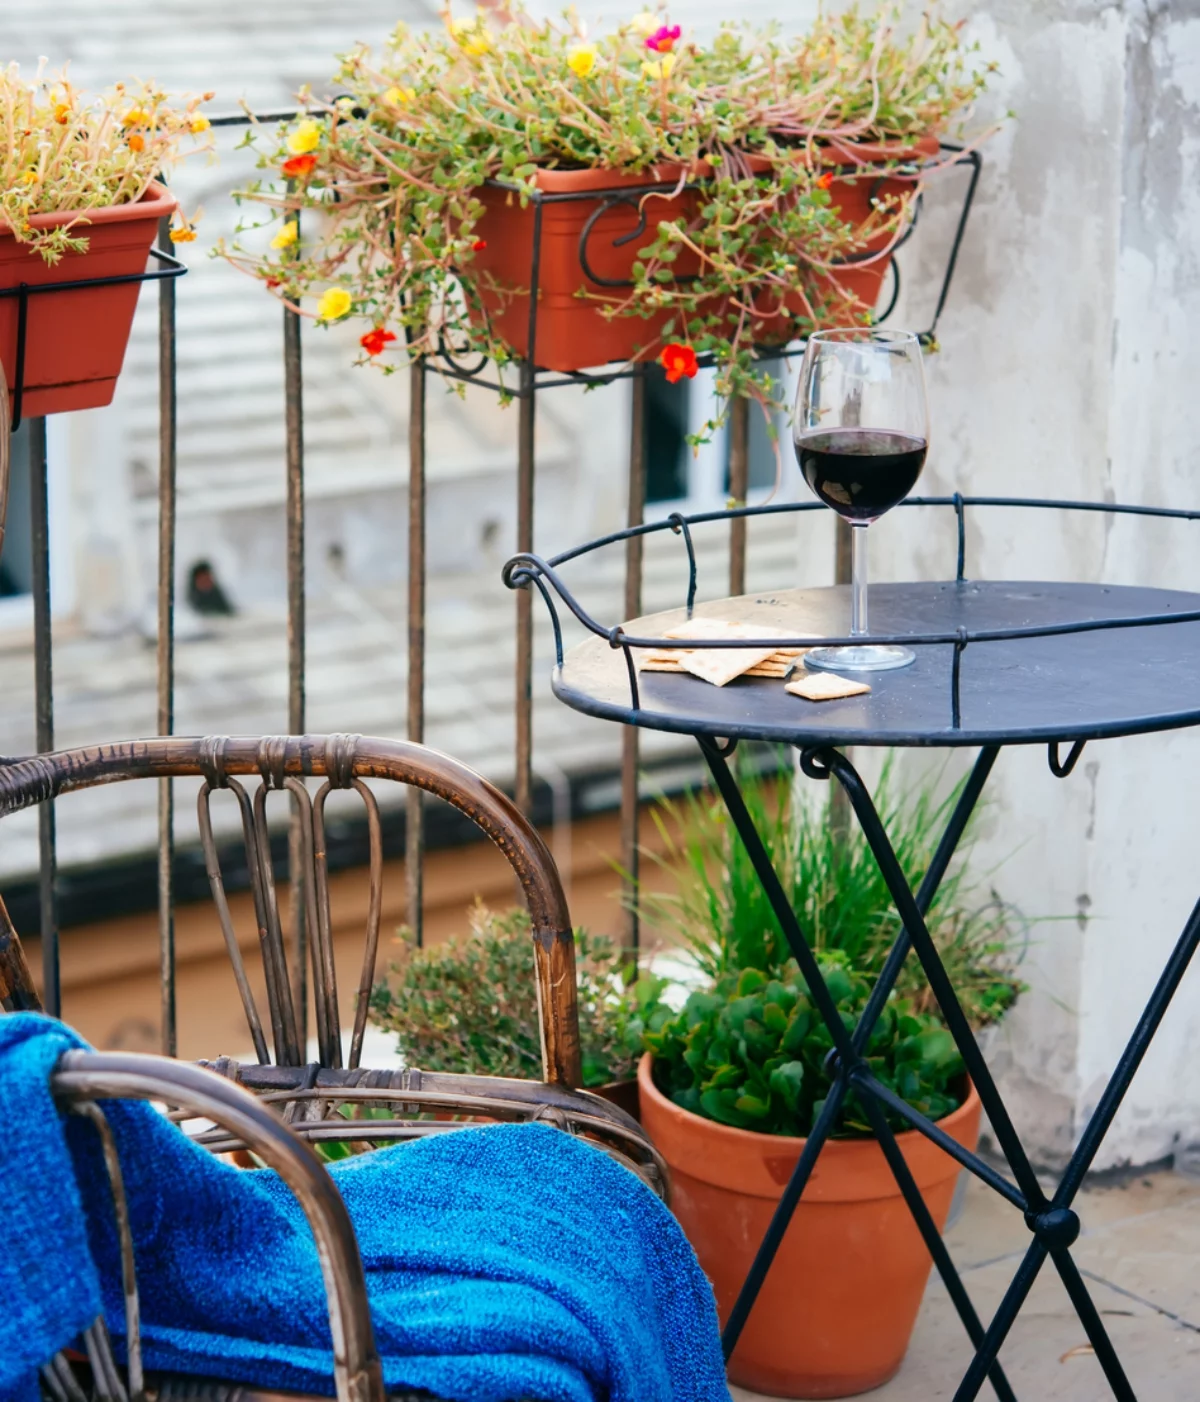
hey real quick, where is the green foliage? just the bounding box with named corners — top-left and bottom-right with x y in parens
top-left (638, 755), bottom-right (1022, 1029)
top-left (646, 955), bottom-right (965, 1136)
top-left (220, 3), bottom-right (992, 438)
top-left (369, 902), bottom-right (673, 1088)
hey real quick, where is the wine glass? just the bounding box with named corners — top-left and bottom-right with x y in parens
top-left (793, 328), bottom-right (929, 672)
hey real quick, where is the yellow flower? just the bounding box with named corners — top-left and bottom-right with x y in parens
top-left (20, 169), bottom-right (38, 185)
top-left (630, 11), bottom-right (658, 35)
top-left (270, 221), bottom-right (299, 250)
top-left (383, 86), bottom-right (417, 105)
top-left (169, 225), bottom-right (198, 243)
top-left (641, 53), bottom-right (675, 79)
top-left (450, 17), bottom-right (492, 55)
top-left (122, 107), bottom-right (150, 127)
top-left (287, 119), bottom-right (322, 155)
top-left (53, 102), bottom-right (72, 125)
top-left (190, 116), bottom-right (211, 133)
top-left (317, 286), bottom-right (353, 321)
top-left (567, 46), bottom-right (597, 78)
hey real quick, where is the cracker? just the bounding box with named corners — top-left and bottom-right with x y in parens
top-left (664, 617), bottom-right (793, 642)
top-left (680, 644), bottom-right (780, 687)
top-left (786, 672), bottom-right (872, 702)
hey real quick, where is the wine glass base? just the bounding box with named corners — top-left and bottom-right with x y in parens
top-left (804, 644), bottom-right (916, 674)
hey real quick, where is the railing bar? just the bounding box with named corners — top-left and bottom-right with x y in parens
top-left (283, 203), bottom-right (307, 1045)
top-left (514, 200), bottom-right (543, 818)
top-left (156, 213), bottom-right (178, 1057)
top-left (29, 416), bottom-right (58, 1015)
top-left (728, 396), bottom-right (749, 597)
top-left (621, 369), bottom-right (647, 956)
top-left (406, 359), bottom-right (427, 946)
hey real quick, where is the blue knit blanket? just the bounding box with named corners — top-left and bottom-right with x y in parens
top-left (0, 1014), bottom-right (729, 1402)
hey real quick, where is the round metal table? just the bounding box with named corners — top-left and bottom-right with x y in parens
top-left (510, 540), bottom-right (1200, 1402)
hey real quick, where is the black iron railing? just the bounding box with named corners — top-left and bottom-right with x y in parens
top-left (0, 114), bottom-right (982, 1049)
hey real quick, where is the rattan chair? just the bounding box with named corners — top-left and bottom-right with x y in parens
top-left (40, 1048), bottom-right (396, 1402)
top-left (0, 734), bottom-right (664, 1194)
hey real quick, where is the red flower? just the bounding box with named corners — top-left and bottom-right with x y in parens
top-left (282, 153), bottom-right (318, 179)
top-left (471, 238), bottom-right (488, 251)
top-left (645, 24), bottom-right (681, 53)
top-left (659, 342), bottom-right (698, 384)
top-left (264, 277), bottom-right (283, 290)
top-left (817, 171), bottom-right (835, 191)
top-left (360, 327), bottom-right (398, 357)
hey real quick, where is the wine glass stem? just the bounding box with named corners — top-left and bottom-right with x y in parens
top-left (851, 523), bottom-right (869, 638)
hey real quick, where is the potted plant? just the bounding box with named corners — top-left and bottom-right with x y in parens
top-left (0, 63), bottom-right (212, 416)
top-left (369, 902), bottom-right (673, 1117)
top-left (221, 4), bottom-right (990, 437)
top-left (634, 761), bottom-right (1022, 1397)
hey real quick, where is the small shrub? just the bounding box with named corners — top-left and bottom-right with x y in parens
top-left (370, 902), bottom-right (673, 1088)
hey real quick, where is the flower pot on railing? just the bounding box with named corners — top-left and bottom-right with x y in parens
top-left (470, 165), bottom-right (705, 373)
top-left (0, 180), bottom-right (176, 418)
top-left (639, 1054), bottom-right (981, 1398)
top-left (749, 135), bottom-right (941, 343)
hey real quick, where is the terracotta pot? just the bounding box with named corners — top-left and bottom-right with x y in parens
top-left (749, 135), bottom-right (941, 342)
top-left (638, 1053), bottom-right (981, 1398)
top-left (0, 180), bottom-right (176, 418)
top-left (470, 165), bottom-right (705, 373)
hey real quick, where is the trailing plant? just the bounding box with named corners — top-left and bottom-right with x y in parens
top-left (637, 755), bottom-right (1022, 1030)
top-left (0, 60), bottom-right (213, 261)
top-left (220, 3), bottom-right (991, 437)
top-left (370, 902), bottom-right (673, 1088)
top-left (646, 956), bottom-right (965, 1137)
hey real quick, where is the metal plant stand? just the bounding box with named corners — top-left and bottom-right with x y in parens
top-left (505, 495), bottom-right (1200, 1401)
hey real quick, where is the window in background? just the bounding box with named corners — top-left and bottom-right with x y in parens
top-left (0, 421), bottom-right (32, 600)
top-left (644, 363), bottom-right (690, 504)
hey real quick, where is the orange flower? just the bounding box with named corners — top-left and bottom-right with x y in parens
top-left (169, 225), bottom-right (197, 243)
top-left (471, 238), bottom-right (487, 251)
top-left (282, 153), bottom-right (318, 179)
top-left (817, 171), bottom-right (835, 191)
top-left (127, 133), bottom-right (146, 153)
top-left (659, 342), bottom-right (698, 384)
top-left (360, 327), bottom-right (398, 357)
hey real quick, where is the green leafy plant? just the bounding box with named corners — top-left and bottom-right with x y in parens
top-left (638, 755), bottom-right (1022, 1029)
top-left (0, 61), bottom-right (213, 261)
top-left (369, 902), bottom-right (673, 1088)
top-left (220, 3), bottom-right (991, 437)
top-left (647, 956), bottom-right (964, 1137)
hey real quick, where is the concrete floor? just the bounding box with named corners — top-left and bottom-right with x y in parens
top-left (731, 1168), bottom-right (1200, 1401)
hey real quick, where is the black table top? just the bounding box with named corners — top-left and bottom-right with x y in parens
top-left (551, 581), bottom-right (1200, 748)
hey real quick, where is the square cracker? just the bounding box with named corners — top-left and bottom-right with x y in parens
top-left (680, 643), bottom-right (779, 687)
top-left (786, 672), bottom-right (872, 702)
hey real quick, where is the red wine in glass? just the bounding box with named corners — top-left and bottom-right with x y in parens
top-left (796, 428), bottom-right (928, 522)
top-left (793, 329), bottom-right (930, 672)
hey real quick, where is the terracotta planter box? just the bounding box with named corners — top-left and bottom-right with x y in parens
top-left (751, 134), bottom-right (941, 342)
top-left (470, 165), bottom-right (704, 373)
top-left (0, 180), bottom-right (176, 418)
top-left (639, 1053), bottom-right (981, 1398)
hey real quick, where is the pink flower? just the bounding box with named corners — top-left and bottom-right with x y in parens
top-left (645, 24), bottom-right (681, 53)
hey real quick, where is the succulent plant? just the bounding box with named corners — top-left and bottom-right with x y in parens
top-left (645, 955), bottom-right (965, 1137)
